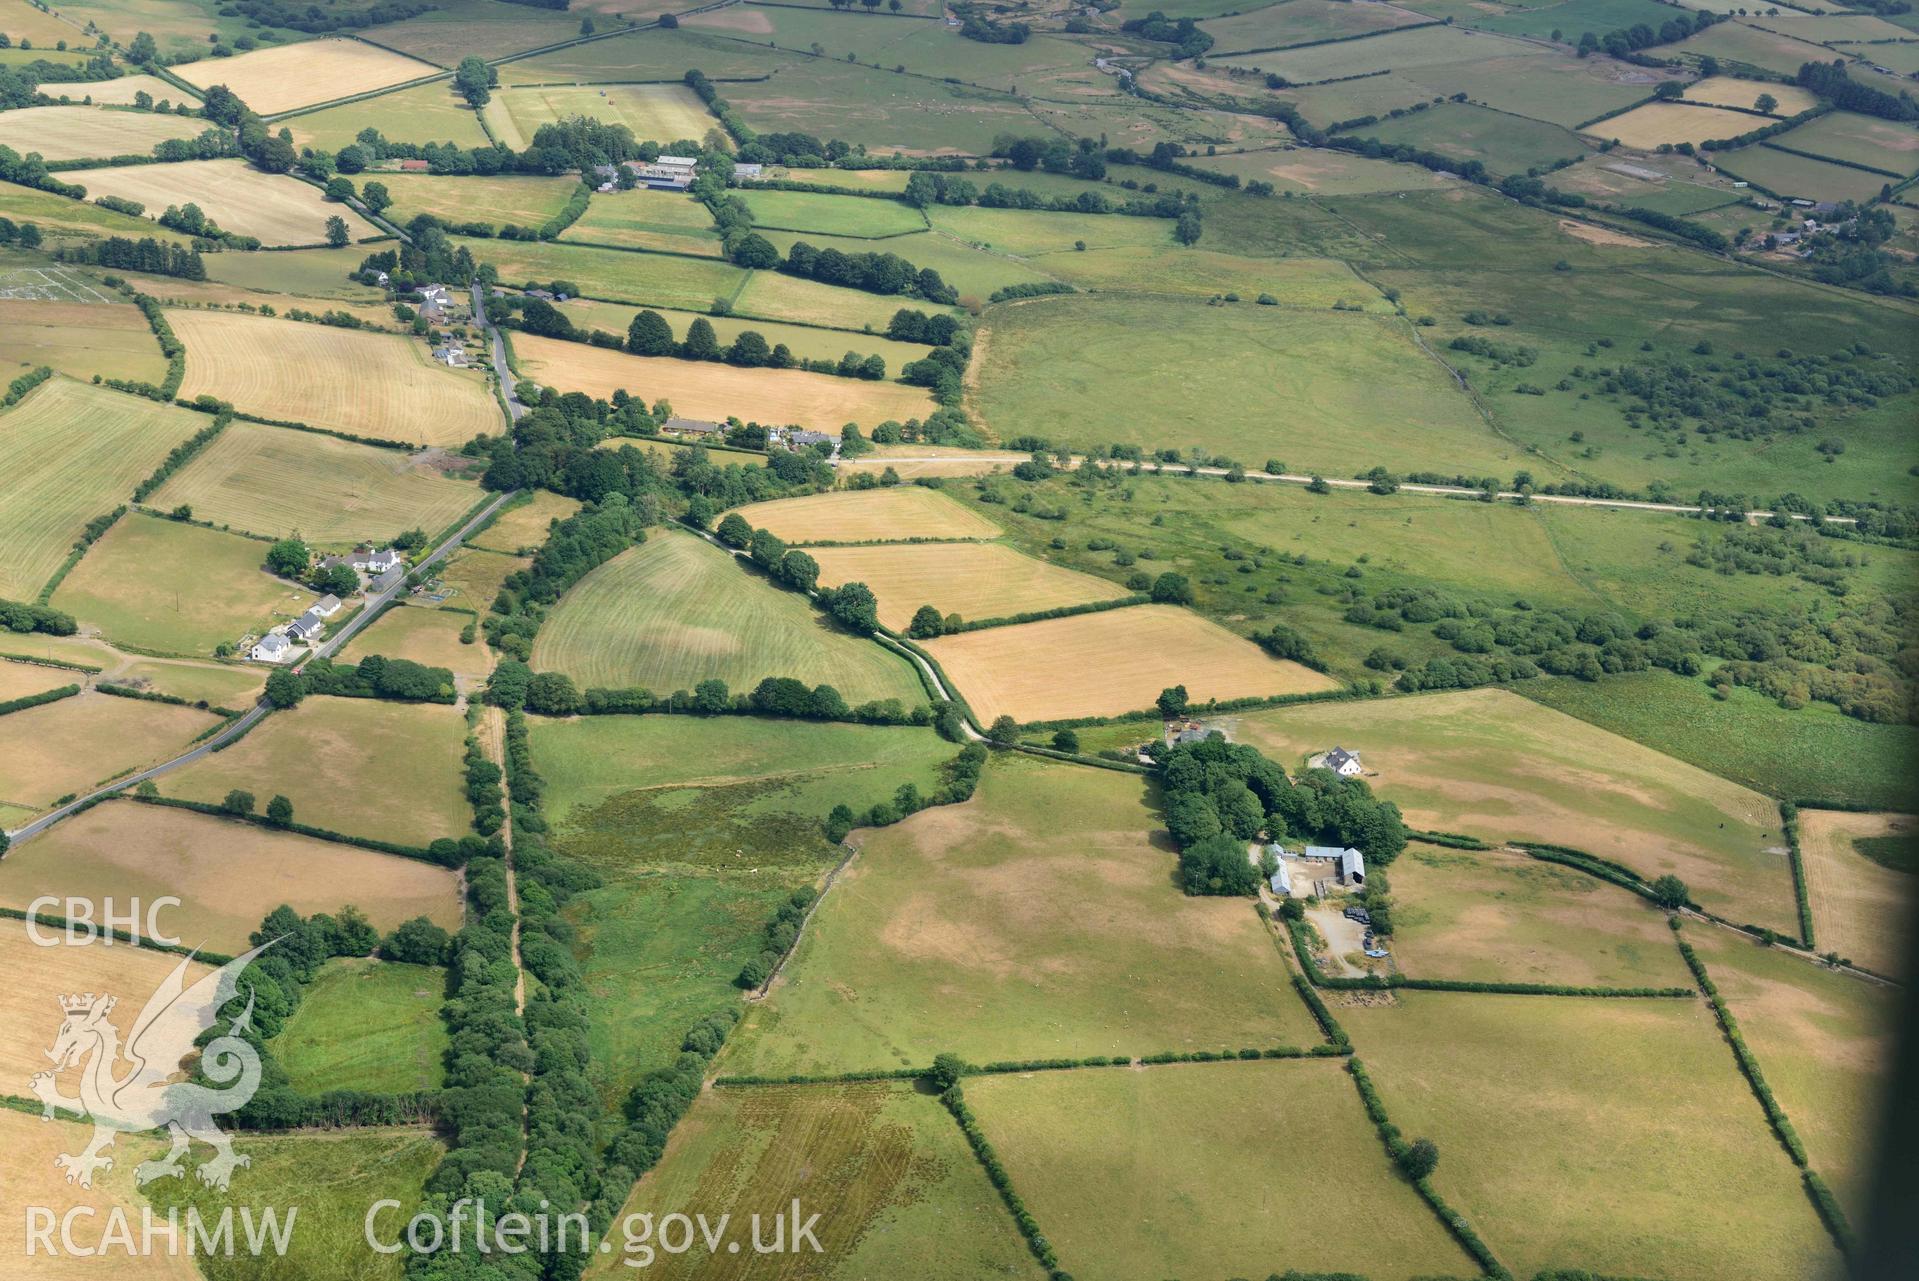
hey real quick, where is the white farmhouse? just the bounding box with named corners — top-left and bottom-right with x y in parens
top-left (1322, 746), bottom-right (1363, 777)
top-left (249, 631), bottom-right (293, 663)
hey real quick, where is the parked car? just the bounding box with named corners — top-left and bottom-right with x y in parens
top-left (1363, 947), bottom-right (1390, 959)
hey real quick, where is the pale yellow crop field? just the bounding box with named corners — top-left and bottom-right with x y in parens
top-left (58, 158), bottom-right (380, 247)
top-left (810, 541), bottom-right (1129, 630)
top-left (1682, 76), bottom-right (1817, 116)
top-left (172, 310), bottom-right (500, 447)
top-left (173, 38), bottom-right (440, 115)
top-left (0, 104), bottom-right (208, 162)
top-left (1586, 102), bottom-right (1770, 147)
top-left (732, 485), bottom-right (1001, 543)
top-left (1798, 809), bottom-right (1914, 978)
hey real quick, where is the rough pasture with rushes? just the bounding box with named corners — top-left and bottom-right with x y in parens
top-left (0, 105), bottom-right (208, 164)
top-left (512, 333), bottom-right (935, 433)
top-left (1230, 687), bottom-right (1797, 933)
top-left (51, 511), bottom-right (317, 656)
top-left (1340, 992), bottom-right (1843, 1281)
top-left (0, 803), bottom-right (463, 953)
top-left (530, 532), bottom-right (925, 706)
top-left (965, 1059), bottom-right (1476, 1281)
top-left (172, 38), bottom-right (441, 115)
top-left (809, 541), bottom-right (1130, 631)
top-left (0, 299), bottom-right (167, 385)
top-left (730, 485), bottom-right (1000, 543)
top-left (583, 1082), bottom-right (1043, 1281)
top-left (59, 159), bottom-right (380, 247)
top-left (0, 691), bottom-right (220, 810)
top-left (172, 311), bottom-right (500, 448)
top-left (165, 699), bottom-right (471, 847)
top-left (0, 378), bottom-right (205, 599)
top-left (149, 421), bottom-right (481, 546)
top-left (923, 605), bottom-right (1339, 724)
top-left (723, 755), bottom-right (1322, 1078)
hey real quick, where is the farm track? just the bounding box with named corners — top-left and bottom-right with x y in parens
top-left (2, 488), bottom-right (520, 846)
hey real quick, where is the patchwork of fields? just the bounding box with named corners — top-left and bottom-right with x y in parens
top-left (59, 158), bottom-right (380, 247)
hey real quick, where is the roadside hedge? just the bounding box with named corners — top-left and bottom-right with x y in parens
top-left (0, 683), bottom-right (81, 718)
top-left (98, 682), bottom-right (240, 716)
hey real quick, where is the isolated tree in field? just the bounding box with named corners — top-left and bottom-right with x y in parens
top-left (1150, 571), bottom-right (1194, 605)
top-left (222, 789), bottom-right (256, 816)
top-left (626, 308), bottom-right (675, 356)
top-left (360, 181), bottom-right (390, 214)
top-left (928, 1053), bottom-right (968, 1091)
top-left (127, 31), bottom-right (157, 63)
top-left (324, 215), bottom-right (349, 248)
top-left (1051, 728), bottom-right (1079, 753)
top-left (988, 715), bottom-right (1019, 743)
top-left (715, 512), bottom-right (753, 547)
top-left (1307, 475), bottom-right (1331, 494)
top-left (264, 668), bottom-right (307, 708)
top-left (1755, 92), bottom-right (1778, 114)
top-left (1174, 209), bottom-right (1202, 245)
top-left (454, 56), bottom-right (492, 108)
top-left (265, 794), bottom-right (293, 827)
top-left (1651, 874), bottom-right (1690, 910)
top-left (1397, 1138), bottom-right (1439, 1181)
top-left (1157, 684), bottom-right (1189, 718)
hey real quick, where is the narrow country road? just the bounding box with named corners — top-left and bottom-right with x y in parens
top-left (474, 281), bottom-right (526, 422)
top-left (853, 456), bottom-right (1858, 526)
top-left (3, 488), bottom-right (521, 847)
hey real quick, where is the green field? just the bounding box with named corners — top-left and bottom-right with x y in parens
top-left (459, 235), bottom-right (748, 311)
top-left (52, 512), bottom-right (316, 656)
top-left (561, 186), bottom-right (723, 256)
top-left (143, 1128), bottom-right (442, 1281)
top-left (150, 420), bottom-right (482, 546)
top-left (1717, 144), bottom-right (1894, 203)
top-left (269, 957), bottom-right (449, 1095)
top-left (742, 189), bottom-right (927, 238)
top-left (1340, 992), bottom-right (1841, 1281)
top-left (166, 696), bottom-right (470, 846)
top-left (551, 296), bottom-right (930, 366)
top-left (0, 378), bottom-right (205, 600)
top-left (536, 714), bottom-right (956, 1104)
top-left (1686, 925), bottom-right (1896, 1221)
top-left (731, 264), bottom-right (961, 331)
top-left (199, 246), bottom-right (386, 299)
top-left (1218, 686), bottom-right (1799, 933)
top-left (723, 754), bottom-right (1322, 1077)
top-left (1203, 0), bottom-right (1432, 51)
top-left (1391, 844), bottom-right (1698, 987)
top-left (584, 1082), bottom-right (1043, 1281)
top-left (373, 173), bottom-right (581, 231)
top-left (498, 27), bottom-right (801, 84)
top-left (1778, 110), bottom-right (1919, 177)
top-left (493, 82), bottom-right (717, 152)
top-left (758, 226), bottom-right (1056, 300)
top-left (967, 1060), bottom-right (1475, 1281)
top-left (529, 531), bottom-right (925, 706)
top-left (724, 58), bottom-right (1037, 155)
top-left (0, 179), bottom-right (196, 245)
top-left (1675, 20), bottom-right (1832, 76)
top-left (353, 0), bottom-right (583, 64)
top-left (1352, 102), bottom-right (1587, 175)
top-left (971, 294), bottom-right (1520, 478)
top-left (1521, 671), bottom-right (1919, 810)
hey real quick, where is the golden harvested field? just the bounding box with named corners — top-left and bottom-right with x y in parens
top-left (810, 541), bottom-right (1128, 631)
top-left (67, 73), bottom-right (194, 107)
top-left (173, 38), bottom-right (440, 115)
top-left (150, 420), bottom-right (481, 545)
top-left (0, 802), bottom-right (464, 953)
top-left (0, 918), bottom-right (214, 1102)
top-left (1230, 688), bottom-right (1796, 934)
top-left (513, 332), bottom-right (935, 432)
top-left (1586, 102), bottom-right (1770, 147)
top-left (173, 310), bottom-right (500, 447)
top-left (1682, 75), bottom-right (1817, 115)
top-left (1798, 809), bottom-right (1914, 978)
top-left (0, 298), bottom-right (165, 384)
top-left (731, 485), bottom-right (1001, 543)
top-left (1341, 992), bottom-right (1842, 1281)
top-left (924, 605), bottom-right (1339, 724)
top-left (0, 657), bottom-right (74, 701)
top-left (470, 489), bottom-right (580, 555)
top-left (340, 604), bottom-right (491, 682)
top-left (166, 697), bottom-right (470, 847)
top-left (838, 446), bottom-right (1029, 479)
top-left (0, 1110), bottom-right (193, 1281)
top-left (0, 690), bottom-right (218, 810)
top-left (498, 83), bottom-right (716, 149)
top-left (0, 378), bottom-right (206, 600)
top-left (60, 158), bottom-right (380, 247)
top-left (0, 104), bottom-right (207, 162)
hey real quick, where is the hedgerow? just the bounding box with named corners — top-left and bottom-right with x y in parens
top-left (0, 683), bottom-right (81, 718)
top-left (1676, 937), bottom-right (1807, 1165)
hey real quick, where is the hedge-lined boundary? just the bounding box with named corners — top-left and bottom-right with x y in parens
top-left (1510, 841), bottom-right (1698, 910)
top-left (1012, 683), bottom-right (1362, 733)
top-left (3, 365), bottom-right (52, 409)
top-left (36, 506), bottom-right (124, 603)
top-left (716, 1043), bottom-right (1341, 1088)
top-left (1760, 140), bottom-right (1905, 180)
top-left (133, 405), bottom-right (230, 503)
top-left (98, 682), bottom-right (241, 716)
top-left (1290, 972), bottom-right (1352, 1050)
top-left (941, 1085), bottom-right (1067, 1279)
top-left (126, 794), bottom-right (456, 865)
top-left (0, 683), bottom-right (81, 718)
top-left (1778, 802), bottom-right (1815, 949)
top-left (1347, 1058), bottom-right (1511, 1279)
top-left (940, 593), bottom-right (1152, 635)
top-left (1801, 1170), bottom-right (1856, 1257)
top-left (1410, 829), bottom-right (1494, 850)
top-left (0, 905), bottom-right (234, 964)
top-left (0, 650), bottom-right (101, 674)
top-left (1284, 918), bottom-right (1693, 999)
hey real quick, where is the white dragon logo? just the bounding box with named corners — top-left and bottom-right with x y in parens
top-left (29, 941), bottom-right (274, 1192)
